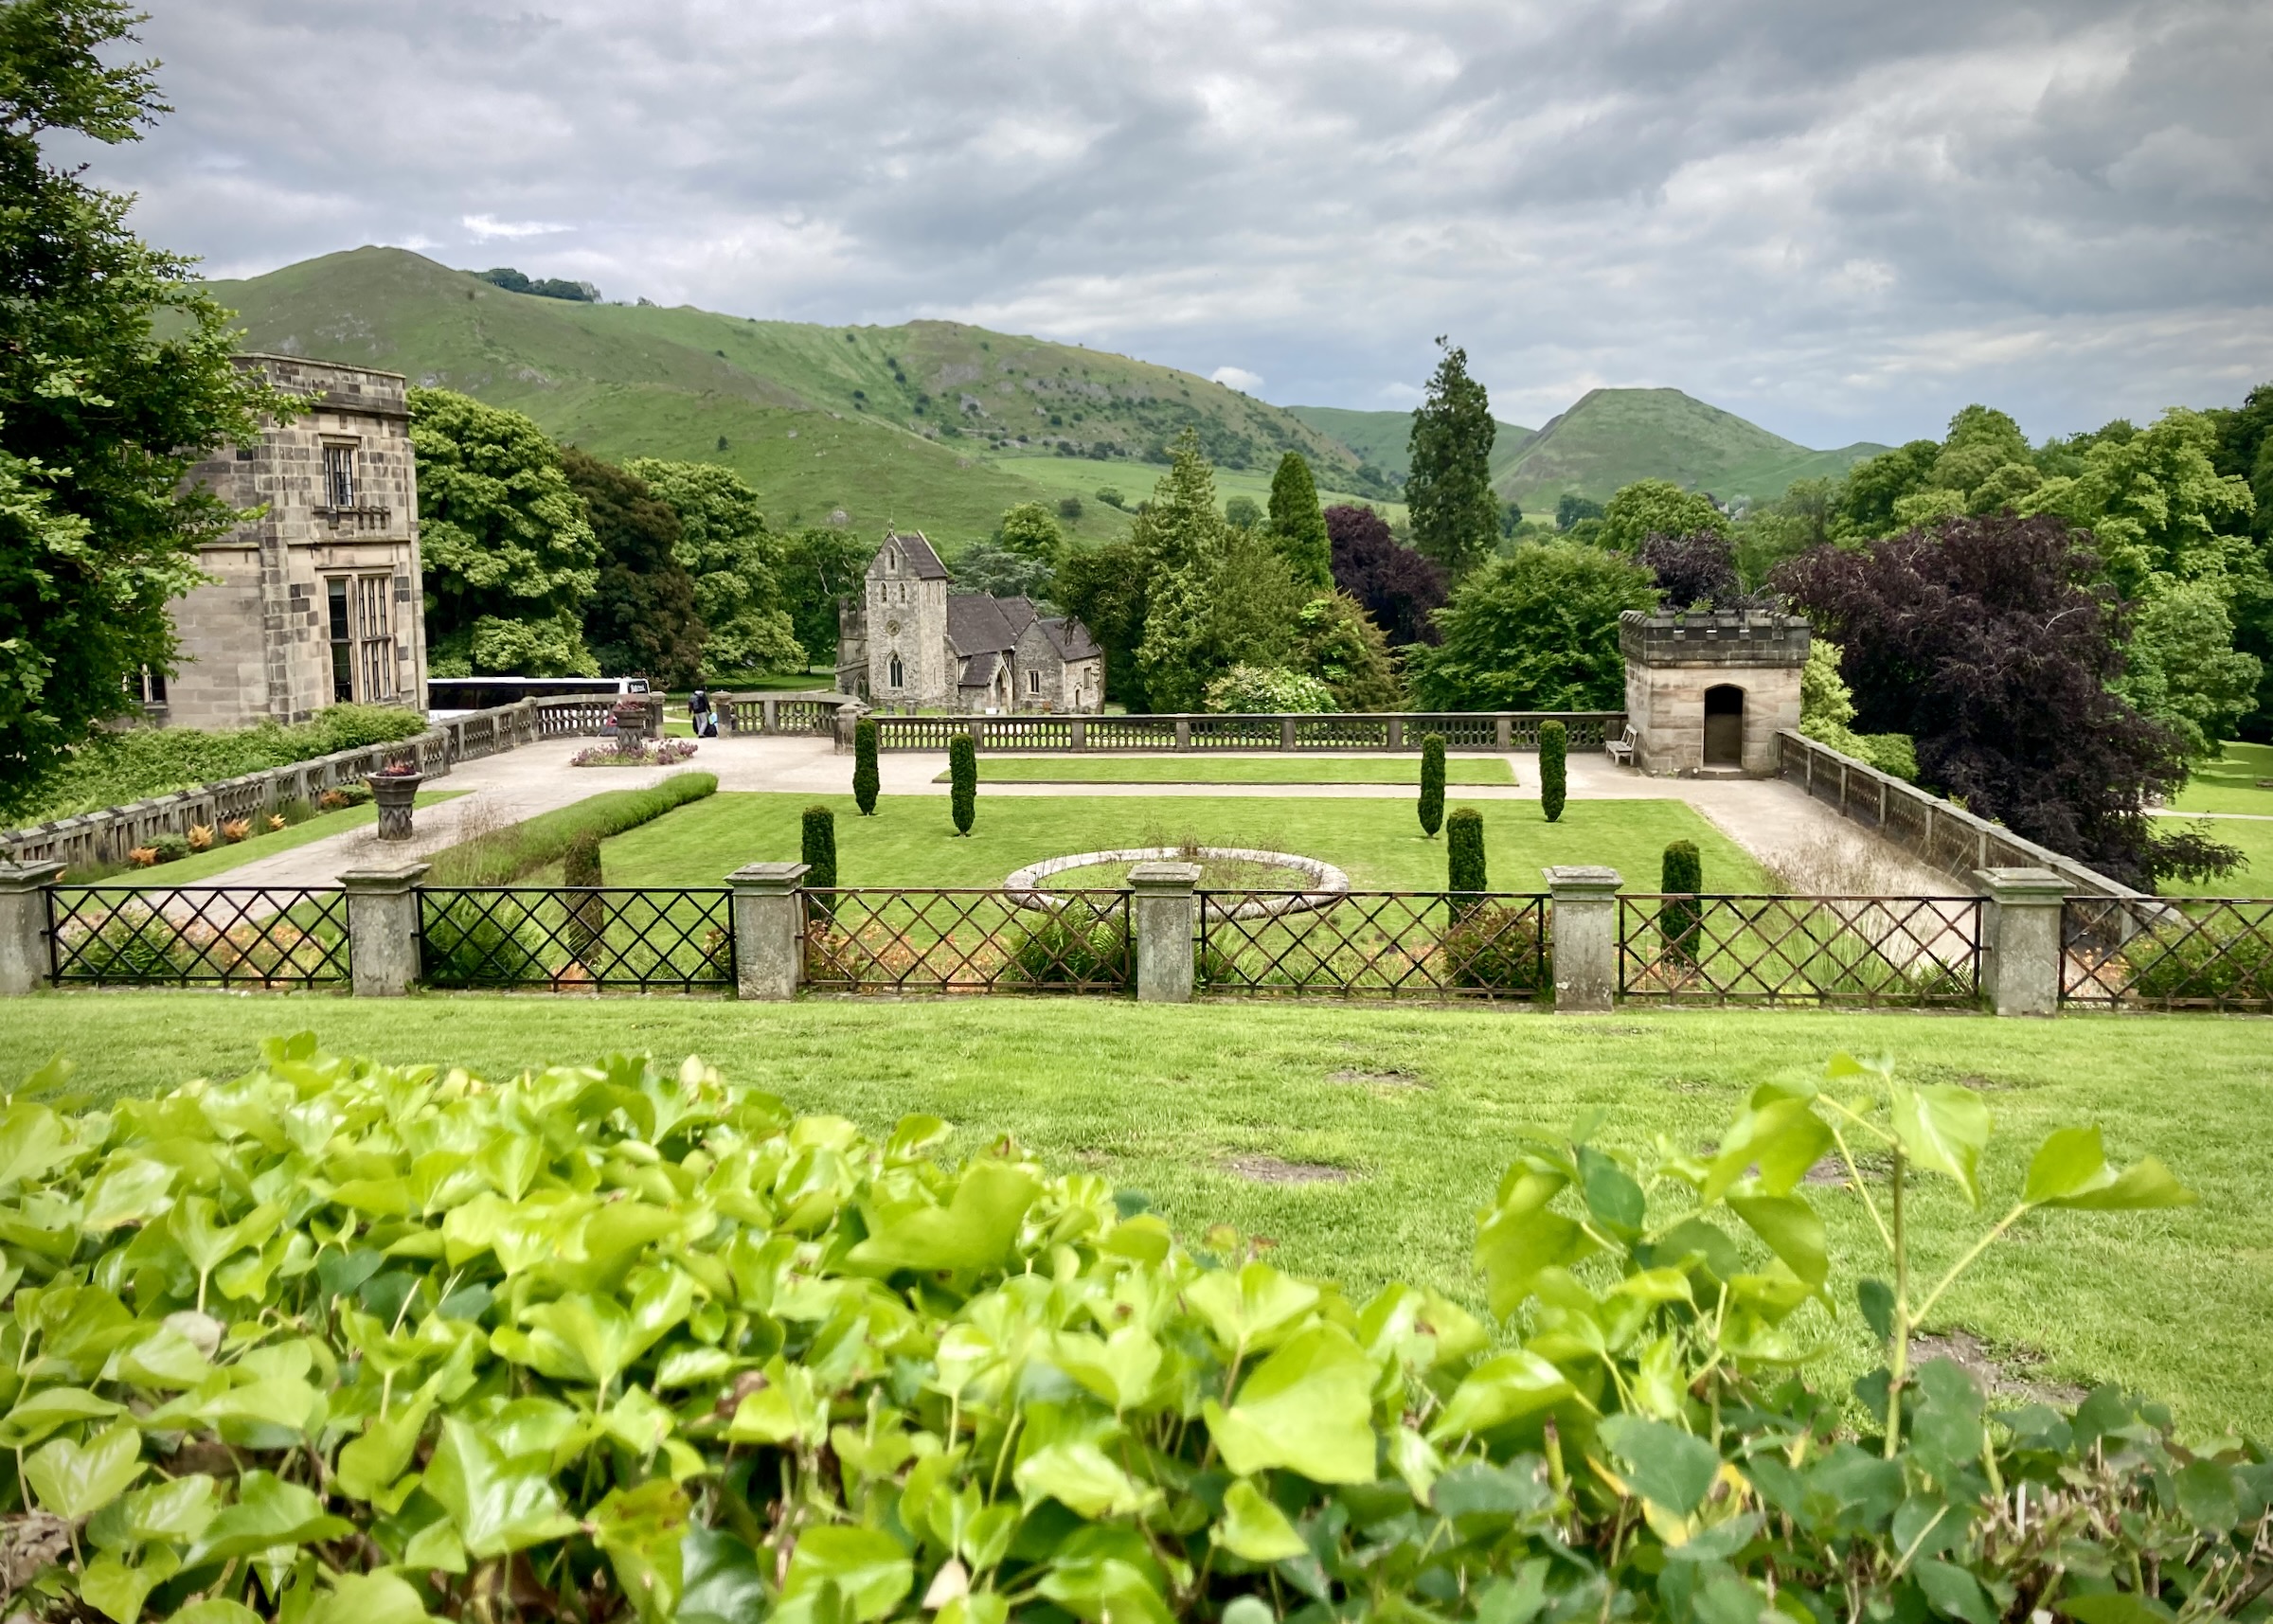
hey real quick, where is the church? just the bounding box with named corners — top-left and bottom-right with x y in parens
top-left (834, 531), bottom-right (1104, 713)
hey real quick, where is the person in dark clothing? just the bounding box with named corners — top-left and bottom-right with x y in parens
top-left (689, 683), bottom-right (717, 738)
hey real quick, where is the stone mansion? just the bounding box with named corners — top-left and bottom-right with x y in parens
top-left (835, 532), bottom-right (1104, 712)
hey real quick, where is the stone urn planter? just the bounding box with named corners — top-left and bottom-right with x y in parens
top-left (365, 772), bottom-right (423, 841)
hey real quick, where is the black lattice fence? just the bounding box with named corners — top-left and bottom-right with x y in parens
top-left (1197, 890), bottom-right (1549, 1000)
top-left (1619, 894), bottom-right (1981, 1006)
top-left (46, 886), bottom-right (349, 989)
top-left (418, 887), bottom-right (734, 991)
top-left (2061, 898), bottom-right (2273, 1011)
top-left (802, 889), bottom-right (1131, 994)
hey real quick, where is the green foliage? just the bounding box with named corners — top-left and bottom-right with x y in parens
top-left (0, 3), bottom-right (292, 802)
top-left (1600, 478), bottom-right (1731, 551)
top-left (625, 459), bottom-right (800, 674)
top-left (562, 830), bottom-right (603, 889)
top-left (1446, 806), bottom-right (1487, 894)
top-left (423, 773), bottom-right (715, 885)
top-left (1095, 486), bottom-right (1125, 510)
top-left (2024, 408), bottom-right (2256, 597)
top-left (800, 803), bottom-right (837, 888)
top-left (475, 266), bottom-right (598, 301)
top-left (561, 833), bottom-right (605, 963)
top-left (5, 705), bottom-right (429, 825)
top-left (1406, 340), bottom-right (1499, 578)
top-left (2127, 915), bottom-right (2273, 1003)
top-left (422, 897), bottom-right (543, 986)
top-left (1004, 912), bottom-right (1130, 987)
top-left (1292, 592), bottom-right (1403, 711)
top-left (2116, 579), bottom-right (2263, 759)
top-left (780, 526), bottom-right (873, 670)
top-left (409, 388), bottom-right (600, 676)
top-left (852, 718), bottom-right (880, 815)
top-left (1798, 639), bottom-right (1920, 782)
top-left (1540, 720), bottom-right (1566, 823)
top-left (1409, 543), bottom-right (1657, 711)
top-left (1057, 494), bottom-right (1083, 523)
top-left (1441, 901), bottom-right (1547, 991)
top-left (567, 448), bottom-right (706, 687)
top-left (1223, 494), bottom-right (1261, 530)
top-left (1202, 666), bottom-right (1335, 714)
top-left (994, 502), bottom-right (1065, 568)
top-left (1659, 839), bottom-right (1702, 967)
top-left (1418, 733), bottom-right (1446, 837)
top-left (1555, 494), bottom-right (1604, 530)
top-left (948, 541), bottom-right (1053, 601)
top-left (1055, 538), bottom-right (1150, 709)
top-left (1264, 452), bottom-right (1333, 588)
top-left (948, 734), bottom-right (975, 835)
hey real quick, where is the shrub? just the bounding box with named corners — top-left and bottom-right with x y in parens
top-left (1660, 838), bottom-right (1703, 967)
top-left (0, 1044), bottom-right (2229, 1624)
top-left (265, 812), bottom-right (287, 832)
top-left (801, 804), bottom-right (838, 921)
top-left (2129, 913), bottom-right (2273, 1004)
top-left (562, 831), bottom-right (606, 965)
top-left (1418, 732), bottom-right (1445, 837)
top-left (1446, 805), bottom-right (1487, 899)
top-left (949, 734), bottom-right (976, 835)
top-left (1441, 900), bottom-right (1547, 992)
top-left (277, 796), bottom-right (314, 825)
top-left (126, 845), bottom-right (157, 868)
top-left (147, 831), bottom-right (190, 865)
top-left (1539, 718), bottom-right (1566, 822)
top-left (186, 823), bottom-right (214, 851)
top-left (220, 817), bottom-right (252, 844)
top-left (421, 898), bottom-right (544, 985)
top-left (425, 773), bottom-right (716, 885)
top-left (71, 907), bottom-right (182, 980)
top-left (1005, 910), bottom-right (1129, 987)
top-left (1202, 664), bottom-right (1336, 714)
top-left (853, 716), bottom-right (880, 815)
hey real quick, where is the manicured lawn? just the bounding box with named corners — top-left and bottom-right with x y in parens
top-left (593, 791), bottom-right (1768, 892)
top-left (3, 993), bottom-right (2265, 1435)
top-left (947, 757), bottom-right (1515, 786)
top-left (87, 791), bottom-right (464, 885)
top-left (2155, 814), bottom-right (2273, 899)
top-left (2171, 741), bottom-right (2273, 816)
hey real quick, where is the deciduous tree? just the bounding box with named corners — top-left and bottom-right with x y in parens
top-left (1327, 504), bottom-right (1447, 646)
top-left (1600, 479), bottom-right (1730, 552)
top-left (626, 459), bottom-right (800, 674)
top-left (566, 448), bottom-right (706, 687)
top-left (410, 388), bottom-right (600, 676)
top-left (1292, 592), bottom-right (1404, 710)
top-left (779, 526), bottom-right (872, 672)
top-left (0, 0), bottom-right (288, 807)
top-left (1636, 529), bottom-right (1745, 610)
top-left (1408, 543), bottom-right (1656, 711)
top-left (995, 502), bottom-right (1065, 567)
top-left (1406, 340), bottom-right (1499, 579)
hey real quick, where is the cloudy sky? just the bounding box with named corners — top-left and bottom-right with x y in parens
top-left (69, 0), bottom-right (2273, 448)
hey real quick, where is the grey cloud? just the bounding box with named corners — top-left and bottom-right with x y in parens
top-left (65, 0), bottom-right (2273, 446)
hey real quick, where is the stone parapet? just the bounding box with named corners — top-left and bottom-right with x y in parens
top-left (1619, 610), bottom-right (1810, 669)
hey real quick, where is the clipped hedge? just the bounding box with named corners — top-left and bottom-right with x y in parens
top-left (0, 1044), bottom-right (2259, 1624)
top-left (423, 773), bottom-right (716, 885)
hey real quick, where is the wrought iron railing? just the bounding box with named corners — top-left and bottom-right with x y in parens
top-left (1197, 890), bottom-right (1550, 1000)
top-left (1618, 894), bottom-right (1982, 1006)
top-left (418, 886), bottom-right (734, 991)
top-left (801, 888), bottom-right (1132, 994)
top-left (2060, 897), bottom-right (2273, 1011)
top-left (46, 885), bottom-right (350, 989)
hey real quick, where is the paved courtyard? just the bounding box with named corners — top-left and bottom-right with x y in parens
top-left (207, 732), bottom-right (1957, 895)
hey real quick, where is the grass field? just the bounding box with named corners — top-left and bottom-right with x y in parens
top-left (92, 791), bottom-right (463, 885)
top-left (946, 757), bottom-right (1515, 786)
top-left (3, 994), bottom-right (2264, 1435)
top-left (988, 450), bottom-right (1405, 527)
top-left (587, 791), bottom-right (1765, 891)
top-left (2171, 741), bottom-right (2273, 816)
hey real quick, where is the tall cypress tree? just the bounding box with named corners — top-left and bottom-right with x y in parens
top-left (1265, 453), bottom-right (1333, 590)
top-left (1406, 339), bottom-right (1500, 580)
top-left (852, 717), bottom-right (880, 815)
top-left (1418, 733), bottom-right (1446, 837)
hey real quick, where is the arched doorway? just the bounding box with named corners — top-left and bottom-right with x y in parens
top-left (1703, 684), bottom-right (1745, 767)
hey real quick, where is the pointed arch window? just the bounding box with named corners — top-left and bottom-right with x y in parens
top-left (888, 653), bottom-right (904, 688)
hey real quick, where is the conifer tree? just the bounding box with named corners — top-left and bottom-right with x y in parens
top-left (852, 717), bottom-right (879, 815)
top-left (1446, 808), bottom-right (1487, 919)
top-left (1418, 734), bottom-right (1446, 837)
top-left (1406, 339), bottom-right (1500, 580)
top-left (1265, 452), bottom-right (1333, 589)
top-left (801, 804), bottom-right (837, 919)
top-left (1539, 720), bottom-right (1567, 823)
top-left (1659, 839), bottom-right (1701, 968)
top-left (949, 735), bottom-right (976, 835)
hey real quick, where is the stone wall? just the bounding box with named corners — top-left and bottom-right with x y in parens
top-left (168, 355), bottom-right (426, 730)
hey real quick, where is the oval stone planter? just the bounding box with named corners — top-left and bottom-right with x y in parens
top-left (365, 773), bottom-right (423, 841)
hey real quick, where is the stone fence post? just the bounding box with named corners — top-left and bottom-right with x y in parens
top-left (1128, 862), bottom-right (1199, 1004)
top-left (0, 862), bottom-right (61, 994)
top-left (729, 862), bottom-right (809, 1000)
top-left (1976, 866), bottom-right (2067, 1017)
top-left (341, 864), bottom-right (427, 997)
top-left (1545, 866), bottom-right (1622, 1012)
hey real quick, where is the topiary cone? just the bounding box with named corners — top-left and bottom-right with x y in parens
top-left (1540, 720), bottom-right (1566, 824)
top-left (949, 734), bottom-right (977, 836)
top-left (1418, 733), bottom-right (1446, 837)
top-left (852, 718), bottom-right (880, 815)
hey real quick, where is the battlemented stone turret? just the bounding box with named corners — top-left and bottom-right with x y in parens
top-left (1619, 610), bottom-right (1809, 776)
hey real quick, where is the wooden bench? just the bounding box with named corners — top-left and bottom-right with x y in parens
top-left (1604, 723), bottom-right (1637, 767)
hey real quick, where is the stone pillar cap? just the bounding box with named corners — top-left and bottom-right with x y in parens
top-left (1974, 866), bottom-right (2068, 899)
top-left (727, 861), bottom-right (811, 891)
top-left (0, 860), bottom-right (65, 889)
top-left (1543, 865), bottom-right (1622, 897)
top-left (1127, 862), bottom-right (1202, 889)
top-left (339, 863), bottom-right (429, 891)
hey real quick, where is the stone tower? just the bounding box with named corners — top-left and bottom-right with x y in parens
top-left (1619, 610), bottom-right (1809, 776)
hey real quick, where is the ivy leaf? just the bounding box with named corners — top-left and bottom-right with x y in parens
top-left (1913, 1558), bottom-right (1998, 1624)
top-left (1183, 1261), bottom-right (1320, 1355)
top-left (1577, 1147), bottom-right (1645, 1233)
top-left (422, 1416), bottom-right (579, 1559)
top-left (1703, 1098), bottom-right (1832, 1204)
top-left (1214, 1478), bottom-right (1308, 1562)
top-left (2023, 1126), bottom-right (2108, 1205)
top-left (781, 1526), bottom-right (914, 1623)
top-left (79, 1548), bottom-right (178, 1624)
top-left (0, 1385), bottom-right (124, 1448)
top-left (678, 1526), bottom-right (770, 1624)
top-left (848, 1161), bottom-right (1041, 1273)
top-left (1202, 1323), bottom-right (1377, 1484)
top-left (2041, 1157), bottom-right (2194, 1212)
top-left (302, 1571), bottom-right (436, 1624)
top-left (590, 1478), bottom-right (690, 1623)
top-left (1476, 1203), bottom-right (1597, 1319)
top-left (185, 1471), bottom-right (351, 1563)
top-left (26, 1422), bottom-right (144, 1520)
top-left (1889, 1084), bottom-right (1989, 1206)
top-left (1728, 1194), bottom-right (1828, 1287)
top-left (0, 1101), bottom-right (70, 1189)
top-left (335, 1383), bottom-right (438, 1501)
top-left (1595, 1414), bottom-right (1719, 1515)
top-left (1428, 1351), bottom-right (1572, 1441)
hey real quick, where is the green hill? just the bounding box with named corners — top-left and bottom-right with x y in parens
top-left (1491, 387), bottom-right (1884, 509)
top-left (201, 247), bottom-right (1388, 548)
top-left (1285, 405), bottom-right (1535, 486)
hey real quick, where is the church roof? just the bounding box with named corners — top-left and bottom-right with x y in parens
top-left (947, 594), bottom-right (1019, 655)
top-left (882, 531), bottom-right (951, 580)
top-left (995, 596), bottom-right (1041, 638)
top-left (958, 651), bottom-right (1003, 689)
top-left (1041, 616), bottom-right (1102, 661)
